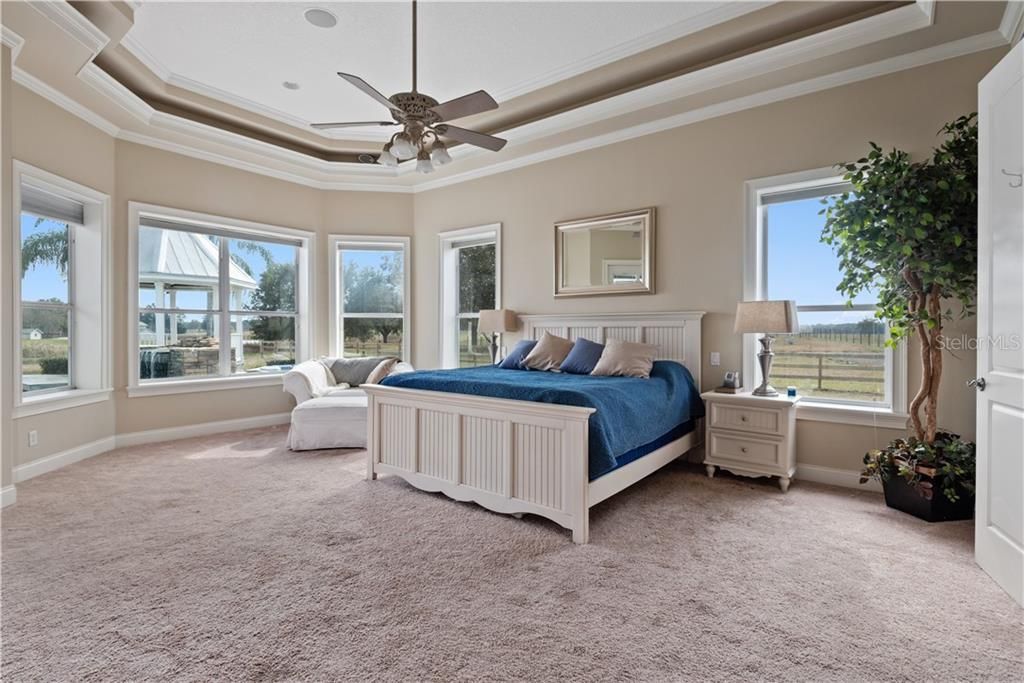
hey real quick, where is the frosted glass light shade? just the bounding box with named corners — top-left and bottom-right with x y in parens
top-left (734, 300), bottom-right (799, 334)
top-left (431, 143), bottom-right (452, 165)
top-left (391, 134), bottom-right (416, 160)
top-left (377, 145), bottom-right (398, 168)
top-left (416, 150), bottom-right (434, 174)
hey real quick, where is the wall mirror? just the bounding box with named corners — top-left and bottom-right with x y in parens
top-left (554, 208), bottom-right (654, 297)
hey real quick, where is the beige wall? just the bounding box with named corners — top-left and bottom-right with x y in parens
top-left (6, 84), bottom-right (413, 468)
top-left (411, 49), bottom-right (1002, 471)
top-left (2, 46), bottom-right (998, 478)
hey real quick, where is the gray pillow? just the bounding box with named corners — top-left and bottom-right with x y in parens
top-left (320, 356), bottom-right (391, 386)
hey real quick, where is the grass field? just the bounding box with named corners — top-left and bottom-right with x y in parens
top-left (772, 333), bottom-right (885, 402)
top-left (20, 338), bottom-right (68, 375)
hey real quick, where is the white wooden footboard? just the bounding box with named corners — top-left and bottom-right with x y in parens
top-left (364, 384), bottom-right (597, 543)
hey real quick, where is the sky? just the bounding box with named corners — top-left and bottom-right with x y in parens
top-left (20, 214), bottom-right (69, 303)
top-left (765, 196), bottom-right (879, 325)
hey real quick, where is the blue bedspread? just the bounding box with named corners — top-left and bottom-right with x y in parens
top-left (380, 361), bottom-right (703, 479)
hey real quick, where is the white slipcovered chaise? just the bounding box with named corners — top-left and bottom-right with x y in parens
top-left (282, 359), bottom-right (412, 450)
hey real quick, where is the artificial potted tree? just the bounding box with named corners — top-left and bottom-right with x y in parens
top-left (821, 114), bottom-right (978, 522)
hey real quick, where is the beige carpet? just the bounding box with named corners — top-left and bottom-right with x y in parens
top-left (1, 427), bottom-right (1021, 681)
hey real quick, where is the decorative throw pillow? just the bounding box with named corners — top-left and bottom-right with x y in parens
top-left (590, 339), bottom-right (658, 378)
top-left (365, 357), bottom-right (401, 385)
top-left (522, 332), bottom-right (575, 372)
top-left (321, 356), bottom-right (390, 386)
top-left (498, 340), bottom-right (537, 369)
top-left (560, 338), bottom-right (605, 375)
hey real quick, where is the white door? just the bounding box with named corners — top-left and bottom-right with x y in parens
top-left (976, 40), bottom-right (1024, 607)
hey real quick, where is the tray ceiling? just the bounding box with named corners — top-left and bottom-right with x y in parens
top-left (125, 1), bottom-right (749, 139)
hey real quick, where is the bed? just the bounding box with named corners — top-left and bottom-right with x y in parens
top-left (362, 311), bottom-right (704, 543)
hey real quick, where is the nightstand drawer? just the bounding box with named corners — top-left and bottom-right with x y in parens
top-left (708, 431), bottom-right (782, 466)
top-left (709, 403), bottom-right (783, 435)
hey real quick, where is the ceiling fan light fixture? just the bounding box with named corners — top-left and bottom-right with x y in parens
top-left (377, 144), bottom-right (399, 168)
top-left (430, 142), bottom-right (452, 166)
top-left (392, 133), bottom-right (416, 160)
top-left (416, 149), bottom-right (435, 174)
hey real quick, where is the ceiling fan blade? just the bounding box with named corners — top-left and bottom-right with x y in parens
top-left (436, 124), bottom-right (507, 152)
top-left (311, 121), bottom-right (398, 130)
top-left (337, 73), bottom-right (401, 113)
top-left (429, 90), bottom-right (498, 122)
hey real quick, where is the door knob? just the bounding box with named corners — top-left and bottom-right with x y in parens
top-left (967, 377), bottom-right (987, 391)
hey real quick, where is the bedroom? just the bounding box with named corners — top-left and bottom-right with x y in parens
top-left (1, 0), bottom-right (1022, 679)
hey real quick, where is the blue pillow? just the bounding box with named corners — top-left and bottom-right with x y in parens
top-left (498, 340), bottom-right (537, 369)
top-left (560, 338), bottom-right (605, 375)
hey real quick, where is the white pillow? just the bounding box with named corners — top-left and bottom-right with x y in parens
top-left (590, 339), bottom-right (658, 378)
top-left (522, 332), bottom-right (575, 372)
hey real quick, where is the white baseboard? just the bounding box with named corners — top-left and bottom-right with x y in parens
top-left (796, 462), bottom-right (883, 493)
top-left (1, 485), bottom-right (17, 508)
top-left (115, 412), bottom-right (291, 448)
top-left (10, 413), bottom-right (291, 487)
top-left (13, 436), bottom-right (118, 483)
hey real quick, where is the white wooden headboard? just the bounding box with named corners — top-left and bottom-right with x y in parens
top-left (520, 311), bottom-right (705, 389)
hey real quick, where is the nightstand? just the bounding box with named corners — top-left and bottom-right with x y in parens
top-left (701, 391), bottom-right (800, 492)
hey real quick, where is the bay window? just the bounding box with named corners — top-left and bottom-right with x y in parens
top-left (129, 204), bottom-right (312, 394)
top-left (330, 235), bottom-right (410, 361)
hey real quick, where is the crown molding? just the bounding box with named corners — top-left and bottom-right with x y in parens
top-left (12, 66), bottom-right (120, 136)
top-left (1, 25), bottom-right (25, 60)
top-left (413, 29), bottom-right (1009, 194)
top-left (79, 61), bottom-right (155, 121)
top-left (119, 31), bottom-right (170, 81)
top-left (28, 0), bottom-right (108, 59)
top-left (1000, 0), bottom-right (1024, 45)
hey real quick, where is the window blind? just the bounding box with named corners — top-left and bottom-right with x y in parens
top-left (760, 182), bottom-right (852, 206)
top-left (21, 183), bottom-right (85, 225)
top-left (140, 216), bottom-right (301, 247)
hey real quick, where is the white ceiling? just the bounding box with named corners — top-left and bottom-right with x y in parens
top-left (126, 1), bottom-right (752, 138)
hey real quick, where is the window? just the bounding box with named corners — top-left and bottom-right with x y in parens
top-left (129, 204), bottom-right (312, 393)
top-left (440, 225), bottom-right (500, 368)
top-left (14, 162), bottom-right (111, 414)
top-left (746, 170), bottom-right (905, 415)
top-left (330, 236), bottom-right (410, 361)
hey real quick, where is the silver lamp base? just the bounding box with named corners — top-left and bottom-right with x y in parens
top-left (488, 333), bottom-right (500, 365)
top-left (752, 335), bottom-right (778, 397)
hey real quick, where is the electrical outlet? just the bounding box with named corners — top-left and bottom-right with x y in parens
top-left (710, 352), bottom-right (721, 367)
top-left (28, 430), bottom-right (39, 447)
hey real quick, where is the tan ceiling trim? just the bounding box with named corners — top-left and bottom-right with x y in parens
top-left (28, 0), bottom-right (108, 63)
top-left (413, 29), bottom-right (1006, 194)
top-left (1, 25), bottom-right (25, 60)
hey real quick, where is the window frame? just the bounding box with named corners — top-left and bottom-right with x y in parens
top-left (12, 161), bottom-right (112, 417)
top-left (439, 224), bottom-right (501, 369)
top-left (127, 202), bottom-right (314, 397)
top-left (328, 234), bottom-right (411, 362)
top-left (744, 168), bottom-right (907, 427)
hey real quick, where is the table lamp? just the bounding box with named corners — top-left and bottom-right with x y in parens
top-left (478, 309), bottom-right (519, 364)
top-left (734, 300), bottom-right (799, 396)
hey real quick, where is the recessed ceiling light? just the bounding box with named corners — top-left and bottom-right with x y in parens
top-left (282, 81), bottom-right (301, 90)
top-left (357, 154), bottom-right (377, 164)
top-left (304, 8), bottom-right (337, 28)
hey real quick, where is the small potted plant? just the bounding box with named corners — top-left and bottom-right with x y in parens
top-left (861, 432), bottom-right (975, 522)
top-left (822, 114), bottom-right (978, 522)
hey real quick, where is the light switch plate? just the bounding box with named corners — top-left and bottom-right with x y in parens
top-left (710, 352), bottom-right (721, 367)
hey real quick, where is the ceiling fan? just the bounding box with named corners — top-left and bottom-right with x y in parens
top-left (311, 0), bottom-right (507, 173)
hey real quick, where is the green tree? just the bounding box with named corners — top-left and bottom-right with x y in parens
top-left (20, 223), bottom-right (68, 277)
top-left (457, 244), bottom-right (495, 352)
top-left (822, 114), bottom-right (977, 443)
top-left (343, 254), bottom-right (404, 346)
top-left (247, 262), bottom-right (295, 341)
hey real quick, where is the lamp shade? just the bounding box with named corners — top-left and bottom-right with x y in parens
top-left (478, 309), bottom-right (519, 334)
top-left (734, 300), bottom-right (799, 334)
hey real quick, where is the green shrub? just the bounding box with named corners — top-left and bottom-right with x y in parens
top-left (39, 357), bottom-right (69, 375)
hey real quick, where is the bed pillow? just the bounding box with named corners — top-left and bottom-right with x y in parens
top-left (365, 357), bottom-right (401, 384)
top-left (522, 332), bottom-right (575, 372)
top-left (560, 338), bottom-right (605, 375)
top-left (590, 339), bottom-right (658, 378)
top-left (498, 340), bottom-right (537, 369)
top-left (321, 356), bottom-right (390, 386)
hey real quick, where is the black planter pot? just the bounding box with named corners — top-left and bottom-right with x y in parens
top-left (882, 476), bottom-right (974, 522)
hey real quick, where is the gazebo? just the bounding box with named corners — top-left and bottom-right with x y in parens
top-left (138, 226), bottom-right (257, 371)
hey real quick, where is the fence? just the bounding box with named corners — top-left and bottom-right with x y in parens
top-left (771, 351), bottom-right (884, 393)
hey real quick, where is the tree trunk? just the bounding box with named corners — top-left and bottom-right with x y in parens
top-left (925, 285), bottom-right (943, 443)
top-left (903, 267), bottom-right (929, 442)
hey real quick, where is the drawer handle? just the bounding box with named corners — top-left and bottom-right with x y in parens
top-left (740, 447), bottom-right (748, 453)
top-left (740, 416), bottom-right (748, 422)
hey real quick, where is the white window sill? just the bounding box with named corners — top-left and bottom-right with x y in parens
top-left (13, 388), bottom-right (113, 418)
top-left (127, 373), bottom-right (285, 398)
top-left (796, 401), bottom-right (909, 430)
